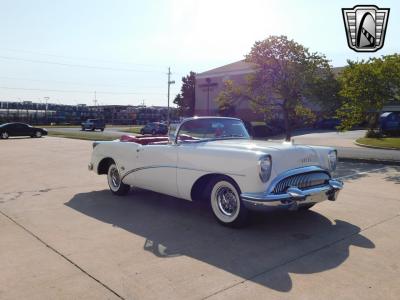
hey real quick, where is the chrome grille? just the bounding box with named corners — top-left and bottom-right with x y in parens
top-left (272, 172), bottom-right (330, 194)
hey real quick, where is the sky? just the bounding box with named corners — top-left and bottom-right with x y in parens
top-left (0, 0), bottom-right (399, 106)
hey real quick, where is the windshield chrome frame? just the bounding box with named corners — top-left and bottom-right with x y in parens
top-left (172, 116), bottom-right (251, 145)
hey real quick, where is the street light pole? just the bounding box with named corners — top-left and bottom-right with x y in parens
top-left (44, 96), bottom-right (49, 124)
top-left (167, 67), bottom-right (175, 125)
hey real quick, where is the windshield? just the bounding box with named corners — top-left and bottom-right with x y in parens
top-left (177, 118), bottom-right (250, 143)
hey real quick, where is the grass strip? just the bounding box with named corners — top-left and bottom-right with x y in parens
top-left (119, 126), bottom-right (143, 134)
top-left (356, 137), bottom-right (400, 149)
top-left (48, 131), bottom-right (118, 141)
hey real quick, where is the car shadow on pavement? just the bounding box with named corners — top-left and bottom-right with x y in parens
top-left (66, 189), bottom-right (375, 293)
top-left (334, 162), bottom-right (400, 184)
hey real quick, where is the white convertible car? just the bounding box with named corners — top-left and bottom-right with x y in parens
top-left (89, 117), bottom-right (343, 227)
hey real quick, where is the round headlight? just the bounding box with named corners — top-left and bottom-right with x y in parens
top-left (328, 150), bottom-right (337, 171)
top-left (259, 155), bottom-right (272, 182)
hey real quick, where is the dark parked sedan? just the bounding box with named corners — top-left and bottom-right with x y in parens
top-left (0, 123), bottom-right (48, 139)
top-left (140, 122), bottom-right (168, 135)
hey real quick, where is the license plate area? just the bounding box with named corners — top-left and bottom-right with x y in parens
top-left (305, 192), bottom-right (326, 203)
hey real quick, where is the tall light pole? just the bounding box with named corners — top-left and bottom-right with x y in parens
top-left (44, 96), bottom-right (49, 123)
top-left (167, 67), bottom-right (175, 124)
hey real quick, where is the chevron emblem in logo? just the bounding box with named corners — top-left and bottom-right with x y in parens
top-left (342, 5), bottom-right (390, 52)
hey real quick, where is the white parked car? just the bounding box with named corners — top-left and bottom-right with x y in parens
top-left (89, 117), bottom-right (343, 227)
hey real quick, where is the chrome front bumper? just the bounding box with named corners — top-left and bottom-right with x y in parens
top-left (241, 179), bottom-right (343, 211)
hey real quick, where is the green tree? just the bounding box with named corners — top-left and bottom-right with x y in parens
top-left (215, 80), bottom-right (243, 117)
top-left (174, 71), bottom-right (196, 117)
top-left (245, 35), bottom-right (334, 140)
top-left (337, 55), bottom-right (400, 132)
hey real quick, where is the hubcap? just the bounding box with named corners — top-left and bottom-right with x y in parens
top-left (216, 186), bottom-right (238, 216)
top-left (109, 167), bottom-right (120, 188)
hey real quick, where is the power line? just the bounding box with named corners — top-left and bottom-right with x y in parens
top-left (0, 75), bottom-right (165, 90)
top-left (0, 55), bottom-right (163, 73)
top-left (0, 86), bottom-right (166, 95)
top-left (0, 48), bottom-right (166, 69)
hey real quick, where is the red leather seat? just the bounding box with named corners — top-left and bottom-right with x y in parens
top-left (120, 135), bottom-right (169, 145)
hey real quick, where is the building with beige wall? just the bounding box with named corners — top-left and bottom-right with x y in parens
top-left (195, 60), bottom-right (262, 122)
top-left (195, 60), bottom-right (343, 122)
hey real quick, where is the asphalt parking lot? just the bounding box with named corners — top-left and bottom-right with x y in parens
top-left (1, 137), bottom-right (399, 299)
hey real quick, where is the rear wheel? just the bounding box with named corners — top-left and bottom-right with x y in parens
top-left (107, 163), bottom-right (130, 196)
top-left (1, 132), bottom-right (9, 139)
top-left (206, 176), bottom-right (249, 228)
top-left (151, 129), bottom-right (156, 135)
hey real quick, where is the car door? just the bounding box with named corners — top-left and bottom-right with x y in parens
top-left (12, 124), bottom-right (29, 136)
top-left (143, 124), bottom-right (150, 134)
top-left (21, 124), bottom-right (33, 136)
top-left (134, 144), bottom-right (178, 197)
top-left (3, 124), bottom-right (16, 136)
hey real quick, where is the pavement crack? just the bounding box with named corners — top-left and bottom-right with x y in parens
top-left (202, 213), bottom-right (400, 300)
top-left (0, 209), bottom-right (125, 300)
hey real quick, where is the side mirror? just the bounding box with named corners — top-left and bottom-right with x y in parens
top-left (168, 123), bottom-right (179, 144)
top-left (168, 132), bottom-right (176, 144)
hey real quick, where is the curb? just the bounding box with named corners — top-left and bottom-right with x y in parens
top-left (354, 141), bottom-right (400, 151)
top-left (339, 156), bottom-right (400, 166)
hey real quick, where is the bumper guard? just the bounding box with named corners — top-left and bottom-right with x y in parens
top-left (241, 179), bottom-right (343, 211)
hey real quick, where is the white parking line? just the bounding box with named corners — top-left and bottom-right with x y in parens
top-left (338, 166), bottom-right (389, 180)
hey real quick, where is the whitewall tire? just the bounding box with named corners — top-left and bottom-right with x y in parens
top-left (207, 176), bottom-right (249, 227)
top-left (107, 163), bottom-right (130, 196)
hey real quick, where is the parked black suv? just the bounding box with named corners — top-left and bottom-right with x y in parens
top-left (140, 122), bottom-right (168, 135)
top-left (380, 112), bottom-right (400, 135)
top-left (81, 119), bottom-right (106, 131)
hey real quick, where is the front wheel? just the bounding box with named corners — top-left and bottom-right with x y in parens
top-left (35, 131), bottom-right (42, 138)
top-left (207, 176), bottom-right (249, 228)
top-left (107, 163), bottom-right (130, 196)
top-left (1, 132), bottom-right (9, 139)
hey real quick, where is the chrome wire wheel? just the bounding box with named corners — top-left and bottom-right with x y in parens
top-left (106, 162), bottom-right (130, 196)
top-left (217, 187), bottom-right (238, 216)
top-left (107, 164), bottom-right (121, 192)
top-left (210, 180), bottom-right (240, 224)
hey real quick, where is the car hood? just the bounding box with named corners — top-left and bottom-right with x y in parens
top-left (202, 138), bottom-right (307, 151)
top-left (202, 138), bottom-right (326, 171)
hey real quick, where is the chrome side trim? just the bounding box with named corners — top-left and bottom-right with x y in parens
top-left (121, 165), bottom-right (246, 181)
top-left (121, 165), bottom-right (175, 180)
